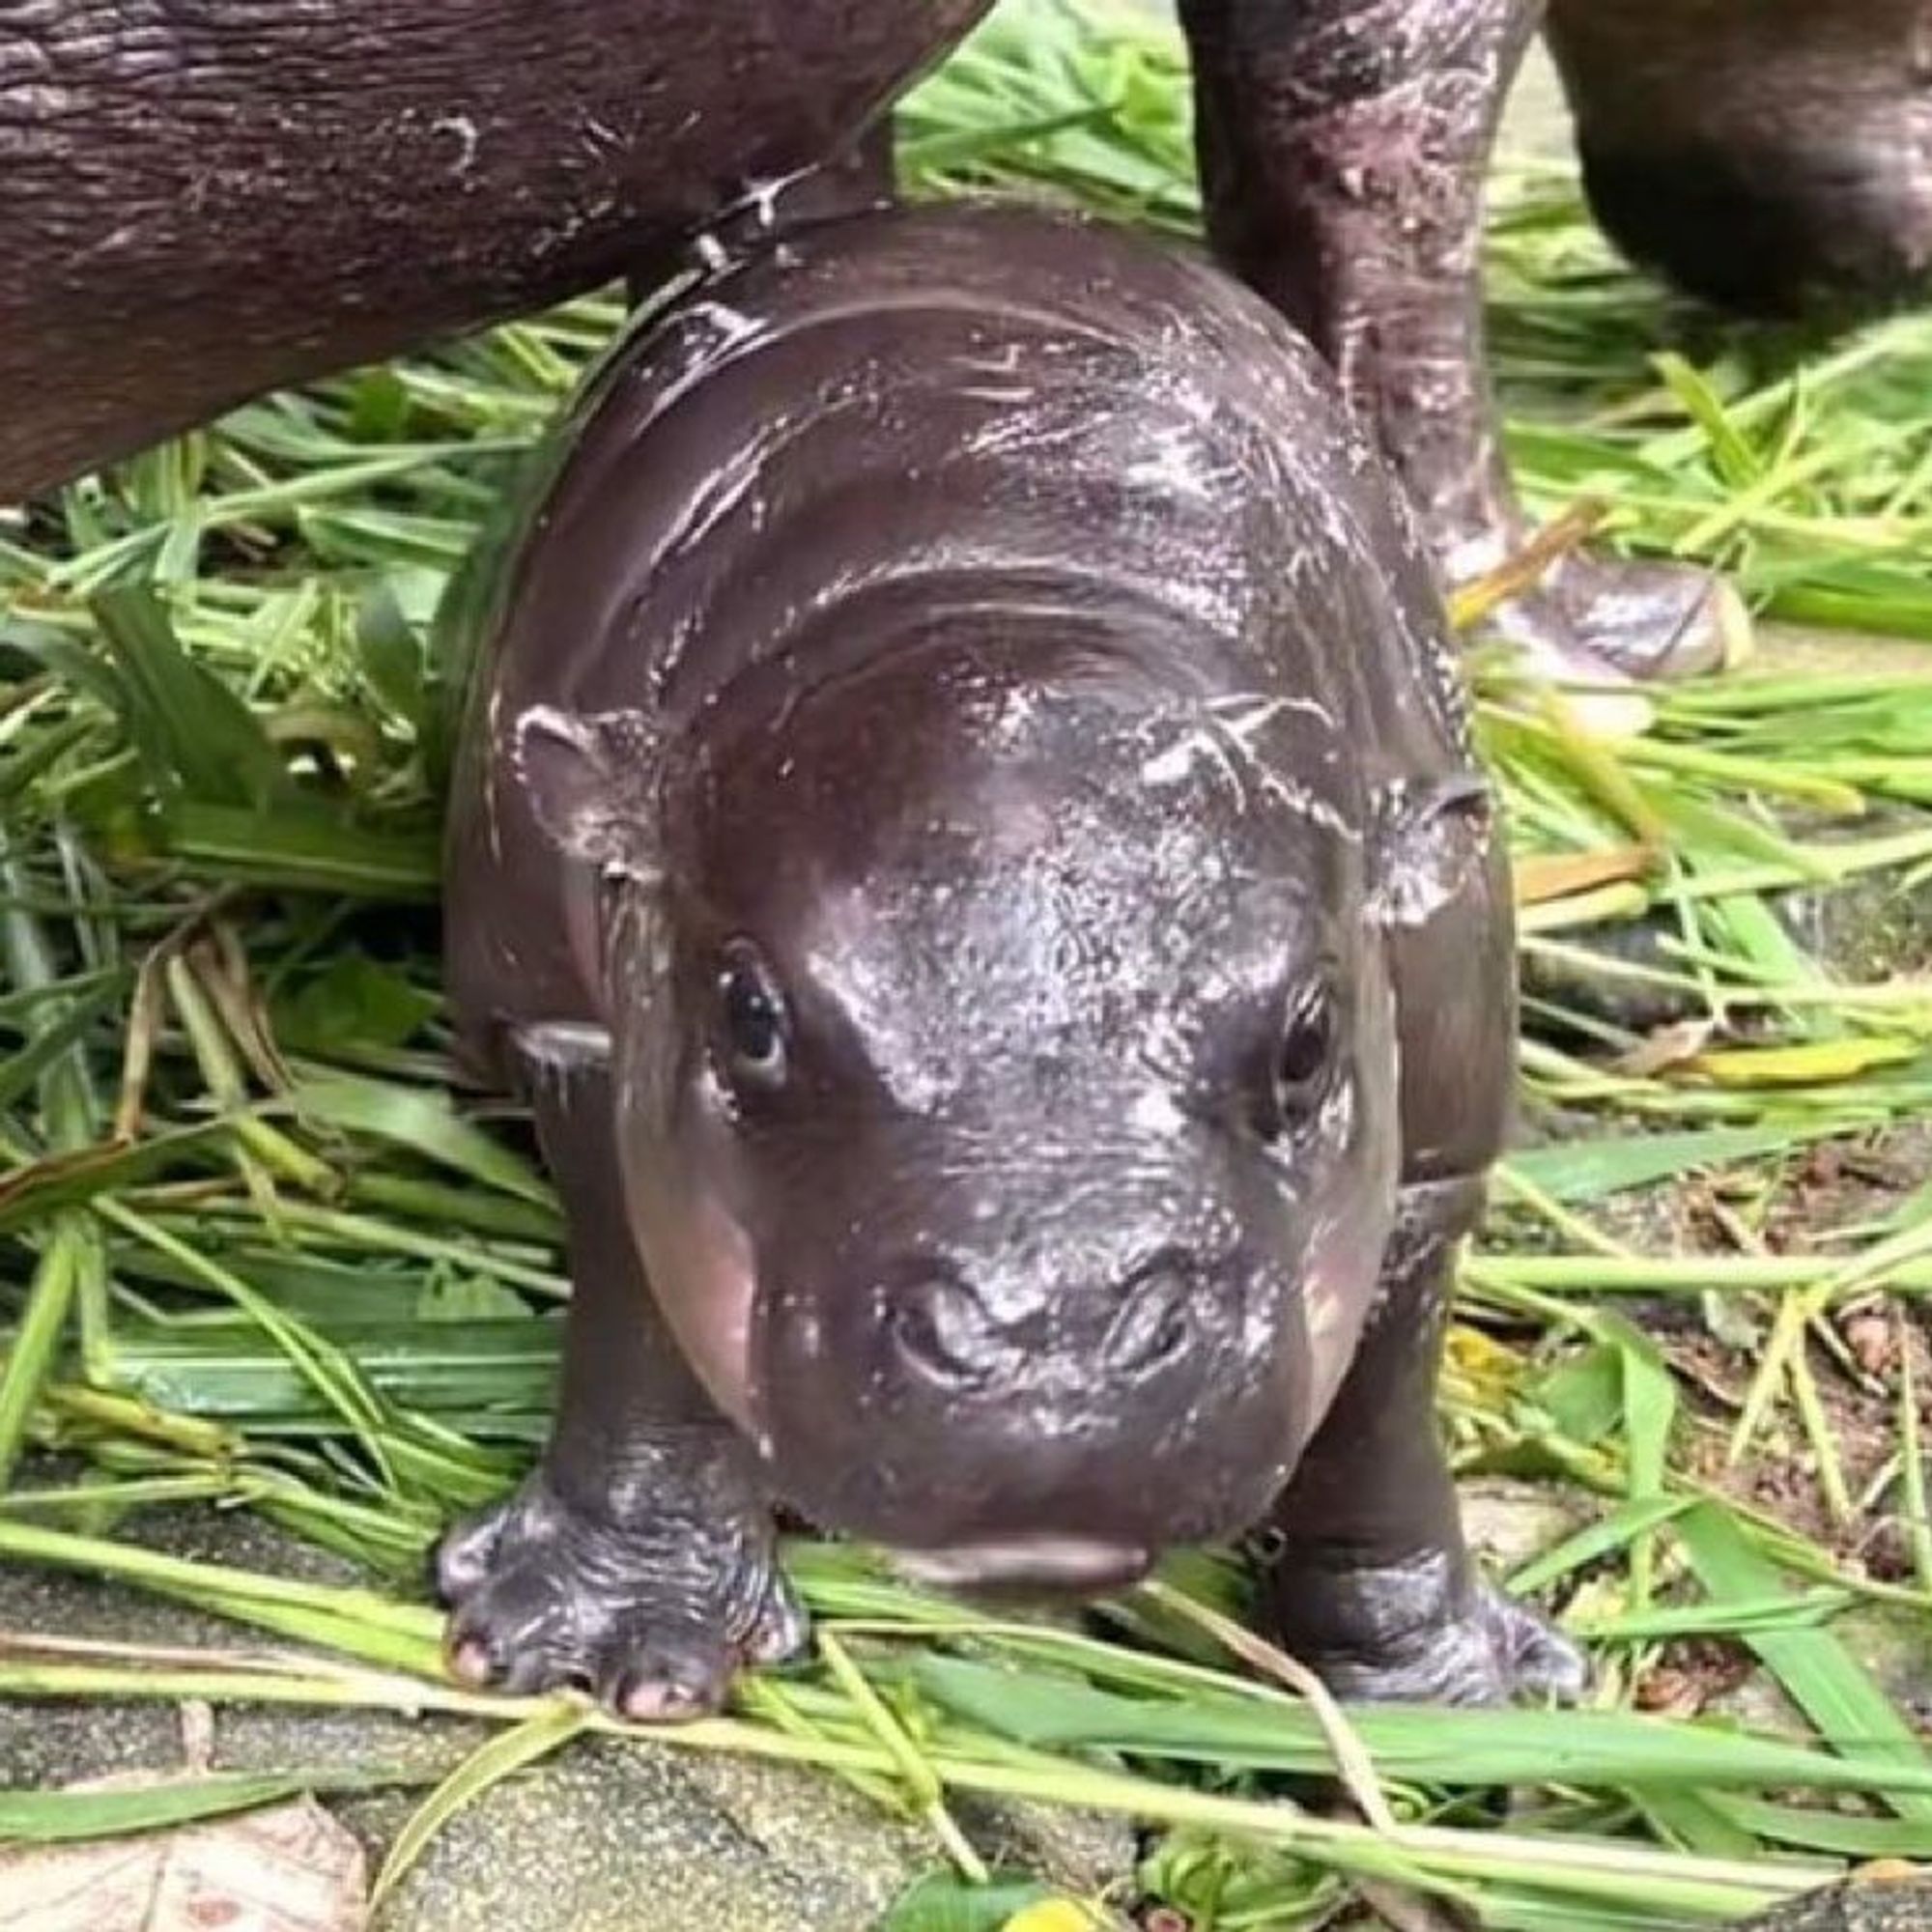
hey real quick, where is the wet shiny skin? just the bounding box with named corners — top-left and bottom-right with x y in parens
top-left (10, 0), bottom-right (1920, 686)
top-left (640, 638), bottom-right (1404, 1555)
top-left (448, 200), bottom-right (1445, 1549)
top-left (436, 202), bottom-right (1578, 1715)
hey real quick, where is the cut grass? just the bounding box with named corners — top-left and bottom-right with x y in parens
top-left (4, 0), bottom-right (1932, 1925)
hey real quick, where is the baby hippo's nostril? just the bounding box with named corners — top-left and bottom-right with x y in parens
top-left (886, 1265), bottom-right (995, 1387)
top-left (1104, 1255), bottom-right (1196, 1376)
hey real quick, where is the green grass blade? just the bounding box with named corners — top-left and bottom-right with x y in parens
top-left (1673, 1505), bottom-right (1932, 1820)
top-left (0, 1766), bottom-right (433, 1845)
top-left (372, 1701), bottom-right (592, 1905)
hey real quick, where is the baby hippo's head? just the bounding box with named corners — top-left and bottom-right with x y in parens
top-left (521, 624), bottom-right (1425, 1592)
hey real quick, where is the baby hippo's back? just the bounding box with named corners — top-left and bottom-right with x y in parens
top-left (439, 201), bottom-right (1473, 1067)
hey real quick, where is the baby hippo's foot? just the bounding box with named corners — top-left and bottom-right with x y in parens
top-left (1266, 1548), bottom-right (1588, 1706)
top-left (433, 1451), bottom-right (805, 1720)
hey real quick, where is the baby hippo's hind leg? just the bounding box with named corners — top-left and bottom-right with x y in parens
top-left (433, 1030), bottom-right (803, 1720)
top-left (1261, 1176), bottom-right (1585, 1705)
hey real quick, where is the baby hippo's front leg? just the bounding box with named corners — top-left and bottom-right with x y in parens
top-left (434, 1035), bottom-right (804, 1719)
top-left (1263, 1176), bottom-right (1586, 1704)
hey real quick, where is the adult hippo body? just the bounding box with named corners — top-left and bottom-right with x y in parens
top-left (0, 0), bottom-right (981, 498)
top-left (14, 0), bottom-right (1930, 683)
top-left (433, 198), bottom-right (1583, 1717)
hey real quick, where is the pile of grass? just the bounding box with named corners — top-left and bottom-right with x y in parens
top-left (4, 2), bottom-right (1932, 1926)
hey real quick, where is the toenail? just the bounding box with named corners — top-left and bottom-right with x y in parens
top-left (445, 1634), bottom-right (495, 1687)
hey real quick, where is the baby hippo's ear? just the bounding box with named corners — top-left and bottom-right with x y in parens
top-left (1369, 771), bottom-right (1498, 929)
top-left (511, 704), bottom-right (662, 875)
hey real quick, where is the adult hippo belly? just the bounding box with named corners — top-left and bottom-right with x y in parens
top-left (432, 198), bottom-right (1585, 1719)
top-left (1545, 0), bottom-right (1932, 321)
top-left (11, 0), bottom-right (1887, 687)
top-left (0, 0), bottom-right (980, 497)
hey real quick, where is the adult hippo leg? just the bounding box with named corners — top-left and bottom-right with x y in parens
top-left (625, 119), bottom-right (900, 306)
top-left (793, 118), bottom-right (900, 219)
top-left (1547, 0), bottom-right (1932, 323)
top-left (434, 1032), bottom-right (803, 1719)
top-left (1175, 0), bottom-right (1735, 683)
top-left (1260, 1174), bottom-right (1586, 1704)
top-left (0, 1), bottom-right (986, 502)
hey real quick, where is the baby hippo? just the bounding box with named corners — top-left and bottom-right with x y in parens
top-left (434, 199), bottom-right (1584, 1719)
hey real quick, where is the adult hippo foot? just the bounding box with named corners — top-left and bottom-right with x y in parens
top-left (433, 1461), bottom-right (805, 1721)
top-left (1268, 1549), bottom-right (1589, 1707)
top-left (1548, 554), bottom-right (1748, 685)
top-left (1476, 553), bottom-right (1747, 691)
top-left (1459, 555), bottom-right (1746, 743)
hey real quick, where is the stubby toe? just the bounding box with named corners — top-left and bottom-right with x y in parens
top-left (431, 1503), bottom-right (507, 1601)
top-left (742, 1578), bottom-right (812, 1666)
top-left (609, 1645), bottom-right (736, 1724)
top-left (431, 1468), bottom-right (799, 1719)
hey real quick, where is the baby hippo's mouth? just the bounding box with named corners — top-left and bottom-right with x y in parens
top-left (888, 1536), bottom-right (1152, 1598)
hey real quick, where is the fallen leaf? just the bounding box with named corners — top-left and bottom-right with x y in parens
top-left (1613, 1019), bottom-right (1719, 1079)
top-left (0, 1776), bottom-right (367, 1932)
top-left (1512, 845), bottom-right (1658, 907)
top-left (1687, 1037), bottom-right (1921, 1088)
top-left (999, 1903), bottom-right (1110, 1932)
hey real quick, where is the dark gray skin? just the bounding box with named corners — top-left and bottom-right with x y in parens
top-left (1546, 0), bottom-right (1932, 322)
top-left (0, 2), bottom-right (981, 499)
top-left (433, 199), bottom-right (1585, 1719)
top-left (19, 0), bottom-right (1922, 687)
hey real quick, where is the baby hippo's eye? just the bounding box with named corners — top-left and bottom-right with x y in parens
top-left (1267, 982), bottom-right (1336, 1133)
top-left (715, 942), bottom-right (789, 1094)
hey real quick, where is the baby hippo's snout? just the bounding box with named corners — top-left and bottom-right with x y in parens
top-left (885, 1247), bottom-right (1197, 1390)
top-left (759, 1231), bottom-right (1301, 1595)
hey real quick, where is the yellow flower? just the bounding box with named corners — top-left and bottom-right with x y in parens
top-left (999, 1901), bottom-right (1110, 1932)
